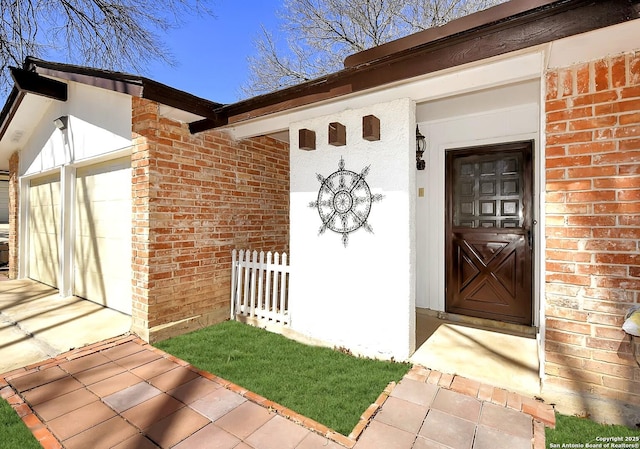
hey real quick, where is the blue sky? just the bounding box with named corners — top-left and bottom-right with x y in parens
top-left (146, 0), bottom-right (282, 104)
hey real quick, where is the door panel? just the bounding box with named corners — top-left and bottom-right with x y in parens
top-left (29, 174), bottom-right (61, 288)
top-left (446, 142), bottom-right (533, 325)
top-left (74, 158), bottom-right (132, 315)
top-left (0, 180), bottom-right (8, 223)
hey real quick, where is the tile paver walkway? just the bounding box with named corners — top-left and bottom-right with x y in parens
top-left (0, 333), bottom-right (554, 449)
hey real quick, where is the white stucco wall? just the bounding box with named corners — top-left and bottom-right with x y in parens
top-left (415, 81), bottom-right (540, 315)
top-left (20, 82), bottom-right (132, 177)
top-left (289, 98), bottom-right (416, 361)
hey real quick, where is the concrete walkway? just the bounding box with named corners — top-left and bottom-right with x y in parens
top-left (412, 311), bottom-right (541, 398)
top-left (0, 276), bottom-right (554, 448)
top-left (0, 334), bottom-right (554, 449)
top-left (0, 279), bottom-right (131, 373)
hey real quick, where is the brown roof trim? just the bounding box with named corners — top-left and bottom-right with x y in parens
top-left (25, 57), bottom-right (224, 119)
top-left (192, 0), bottom-right (640, 133)
top-left (10, 67), bottom-right (68, 101)
top-left (26, 58), bottom-right (145, 97)
top-left (343, 0), bottom-right (562, 68)
top-left (140, 78), bottom-right (225, 122)
top-left (0, 57), bottom-right (226, 143)
top-left (0, 88), bottom-right (25, 144)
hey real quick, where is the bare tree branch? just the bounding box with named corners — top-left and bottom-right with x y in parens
top-left (0, 0), bottom-right (215, 93)
top-left (241, 0), bottom-right (506, 98)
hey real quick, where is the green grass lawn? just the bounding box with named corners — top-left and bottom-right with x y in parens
top-left (155, 320), bottom-right (411, 435)
top-left (546, 413), bottom-right (640, 448)
top-left (0, 399), bottom-right (41, 449)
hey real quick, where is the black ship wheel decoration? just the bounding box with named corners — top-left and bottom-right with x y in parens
top-left (309, 157), bottom-right (384, 247)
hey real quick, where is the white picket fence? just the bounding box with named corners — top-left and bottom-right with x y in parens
top-left (231, 249), bottom-right (290, 325)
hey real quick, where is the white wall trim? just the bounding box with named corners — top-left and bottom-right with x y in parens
top-left (546, 19), bottom-right (640, 69)
top-left (537, 59), bottom-right (549, 385)
top-left (59, 164), bottom-right (75, 297)
top-left (18, 176), bottom-right (28, 279)
top-left (67, 147), bottom-right (132, 169)
top-left (19, 163), bottom-right (62, 182)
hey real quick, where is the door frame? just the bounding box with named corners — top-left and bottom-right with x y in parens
top-left (444, 140), bottom-right (535, 326)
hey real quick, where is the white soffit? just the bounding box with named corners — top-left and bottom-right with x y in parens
top-left (158, 104), bottom-right (205, 123)
top-left (548, 19), bottom-right (640, 69)
top-left (0, 95), bottom-right (52, 171)
top-left (416, 79), bottom-right (541, 123)
top-left (267, 130), bottom-right (289, 143)
top-left (226, 50), bottom-right (544, 141)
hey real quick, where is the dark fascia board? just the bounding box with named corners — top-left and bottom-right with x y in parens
top-left (25, 57), bottom-right (225, 119)
top-left (139, 78), bottom-right (225, 122)
top-left (0, 58), bottom-right (226, 142)
top-left (10, 67), bottom-right (68, 101)
top-left (0, 87), bottom-right (25, 144)
top-left (193, 0), bottom-right (640, 133)
top-left (343, 0), bottom-right (562, 68)
top-left (29, 62), bottom-right (144, 97)
top-left (0, 66), bottom-right (67, 147)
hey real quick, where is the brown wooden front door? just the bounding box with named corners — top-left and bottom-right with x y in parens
top-left (445, 141), bottom-right (533, 325)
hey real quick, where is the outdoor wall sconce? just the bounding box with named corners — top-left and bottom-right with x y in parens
top-left (362, 115), bottom-right (380, 141)
top-left (328, 122), bottom-right (346, 146)
top-left (416, 125), bottom-right (426, 170)
top-left (299, 128), bottom-right (316, 151)
top-left (623, 307), bottom-right (640, 367)
top-left (624, 307), bottom-right (640, 337)
top-left (53, 116), bottom-right (69, 131)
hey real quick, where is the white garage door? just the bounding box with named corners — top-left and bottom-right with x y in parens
top-left (29, 174), bottom-right (61, 288)
top-left (0, 180), bottom-right (8, 223)
top-left (74, 158), bottom-right (132, 315)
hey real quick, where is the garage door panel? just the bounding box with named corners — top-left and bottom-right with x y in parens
top-left (75, 215), bottom-right (129, 239)
top-left (74, 237), bottom-right (130, 267)
top-left (74, 158), bottom-right (131, 315)
top-left (0, 180), bottom-right (9, 223)
top-left (74, 271), bottom-right (131, 308)
top-left (29, 174), bottom-right (61, 288)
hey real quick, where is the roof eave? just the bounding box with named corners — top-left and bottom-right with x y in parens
top-left (0, 88), bottom-right (25, 144)
top-left (10, 67), bottom-right (68, 101)
top-left (197, 0), bottom-right (640, 133)
top-left (0, 57), bottom-right (227, 139)
top-left (342, 0), bottom-right (563, 68)
top-left (28, 58), bottom-right (226, 116)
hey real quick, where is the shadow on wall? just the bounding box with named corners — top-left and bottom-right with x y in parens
top-left (74, 175), bottom-right (107, 306)
top-left (29, 181), bottom-right (60, 288)
top-left (545, 332), bottom-right (640, 428)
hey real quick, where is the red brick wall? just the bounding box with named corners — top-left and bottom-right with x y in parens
top-left (131, 97), bottom-right (289, 341)
top-left (544, 51), bottom-right (640, 406)
top-left (8, 151), bottom-right (19, 279)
